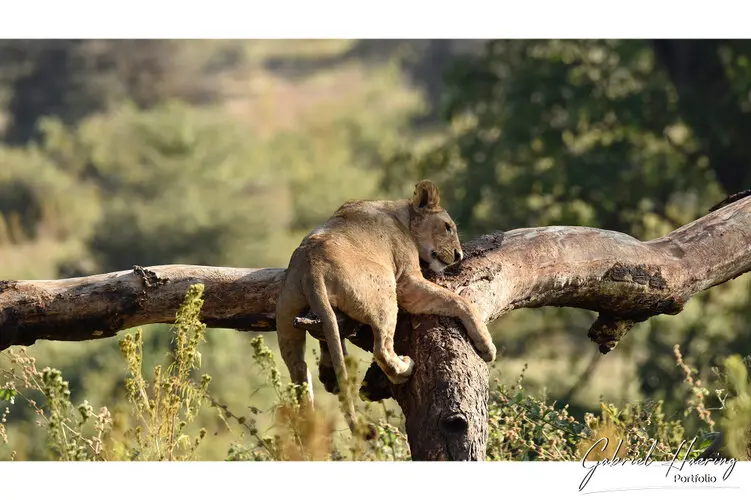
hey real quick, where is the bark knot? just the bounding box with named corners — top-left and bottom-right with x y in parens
top-left (588, 314), bottom-right (637, 354)
top-left (133, 265), bottom-right (169, 288)
top-left (603, 263), bottom-right (668, 289)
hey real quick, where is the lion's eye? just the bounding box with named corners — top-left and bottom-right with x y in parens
top-left (445, 223), bottom-right (452, 234)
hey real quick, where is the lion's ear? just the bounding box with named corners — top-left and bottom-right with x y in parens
top-left (412, 180), bottom-right (441, 211)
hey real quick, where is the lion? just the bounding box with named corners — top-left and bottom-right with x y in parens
top-left (275, 180), bottom-right (497, 430)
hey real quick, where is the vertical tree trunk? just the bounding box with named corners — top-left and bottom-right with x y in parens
top-left (391, 315), bottom-right (489, 460)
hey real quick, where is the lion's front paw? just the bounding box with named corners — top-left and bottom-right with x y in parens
top-left (470, 324), bottom-right (496, 362)
top-left (467, 323), bottom-right (497, 362)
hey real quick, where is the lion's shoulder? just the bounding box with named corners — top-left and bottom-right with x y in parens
top-left (297, 199), bottom-right (415, 263)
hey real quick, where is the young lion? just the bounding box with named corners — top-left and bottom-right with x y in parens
top-left (275, 180), bottom-right (496, 429)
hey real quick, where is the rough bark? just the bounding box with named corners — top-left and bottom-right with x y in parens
top-left (391, 315), bottom-right (489, 460)
top-left (1, 194), bottom-right (750, 460)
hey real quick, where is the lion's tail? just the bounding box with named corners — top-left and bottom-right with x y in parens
top-left (306, 278), bottom-right (356, 430)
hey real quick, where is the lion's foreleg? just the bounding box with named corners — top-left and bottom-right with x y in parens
top-left (397, 274), bottom-right (496, 362)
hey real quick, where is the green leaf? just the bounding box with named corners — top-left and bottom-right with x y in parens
top-left (0, 388), bottom-right (17, 401)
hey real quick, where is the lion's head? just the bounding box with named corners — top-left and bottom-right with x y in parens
top-left (409, 180), bottom-right (464, 273)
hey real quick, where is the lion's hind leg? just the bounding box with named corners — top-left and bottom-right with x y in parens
top-left (275, 283), bottom-right (315, 405)
top-left (337, 276), bottom-right (413, 385)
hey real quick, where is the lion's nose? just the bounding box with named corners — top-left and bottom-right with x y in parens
top-left (454, 249), bottom-right (463, 263)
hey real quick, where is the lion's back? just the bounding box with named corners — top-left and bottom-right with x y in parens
top-left (293, 198), bottom-right (414, 274)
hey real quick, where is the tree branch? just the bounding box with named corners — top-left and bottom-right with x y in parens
top-left (0, 265), bottom-right (284, 350)
top-left (1, 195), bottom-right (750, 460)
top-left (2, 195), bottom-right (750, 353)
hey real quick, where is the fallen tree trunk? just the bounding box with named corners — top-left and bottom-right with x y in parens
top-left (1, 194), bottom-right (750, 460)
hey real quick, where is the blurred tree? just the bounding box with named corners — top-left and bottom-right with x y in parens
top-left (0, 40), bottom-right (221, 145)
top-left (652, 40), bottom-right (751, 193)
top-left (262, 39), bottom-right (485, 127)
top-left (37, 102), bottom-right (288, 272)
top-left (387, 40), bottom-right (727, 237)
top-left (0, 144), bottom-right (100, 243)
top-left (0, 40), bottom-right (96, 145)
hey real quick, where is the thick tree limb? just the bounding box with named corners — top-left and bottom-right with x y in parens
top-left (1, 195), bottom-right (750, 460)
top-left (0, 265), bottom-right (284, 350)
top-left (3, 195), bottom-right (749, 351)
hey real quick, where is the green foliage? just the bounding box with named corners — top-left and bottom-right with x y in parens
top-left (486, 351), bottom-right (733, 463)
top-left (38, 103), bottom-right (289, 271)
top-left (0, 348), bottom-right (112, 461)
top-left (487, 365), bottom-right (588, 460)
top-left (117, 284), bottom-right (210, 460)
top-left (0, 145), bottom-right (100, 245)
top-left (717, 355), bottom-right (751, 459)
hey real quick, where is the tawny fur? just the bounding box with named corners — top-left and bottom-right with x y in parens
top-left (275, 180), bottom-right (496, 431)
